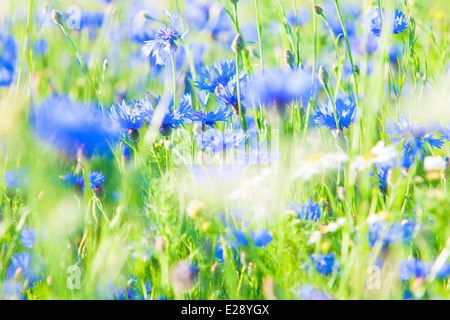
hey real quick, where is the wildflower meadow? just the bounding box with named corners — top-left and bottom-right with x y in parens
top-left (1, 0), bottom-right (450, 302)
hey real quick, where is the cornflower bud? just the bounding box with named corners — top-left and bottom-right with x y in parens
top-left (313, 5), bottom-right (324, 16)
top-left (318, 65), bottom-right (329, 87)
top-left (52, 9), bottom-right (63, 25)
top-left (284, 49), bottom-right (296, 68)
top-left (231, 34), bottom-right (245, 54)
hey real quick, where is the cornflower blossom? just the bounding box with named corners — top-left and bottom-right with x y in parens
top-left (88, 171), bottom-right (105, 190)
top-left (287, 199), bottom-right (322, 221)
top-left (314, 95), bottom-right (357, 131)
top-left (61, 172), bottom-right (86, 191)
top-left (110, 100), bottom-right (146, 143)
top-left (195, 128), bottom-right (246, 154)
top-left (367, 215), bottom-right (416, 248)
top-left (0, 33), bottom-right (17, 86)
top-left (216, 77), bottom-right (248, 116)
top-left (309, 253), bottom-right (339, 276)
top-left (194, 59), bottom-right (245, 93)
top-left (246, 69), bottom-right (314, 112)
top-left (385, 115), bottom-right (444, 160)
top-left (215, 211), bottom-right (272, 263)
top-left (20, 228), bottom-right (36, 249)
top-left (364, 8), bottom-right (408, 37)
top-left (7, 252), bottom-right (43, 287)
top-left (3, 169), bottom-right (27, 190)
top-left (88, 170), bottom-right (106, 199)
top-left (191, 91), bottom-right (232, 131)
top-left (136, 94), bottom-right (193, 136)
top-left (142, 10), bottom-right (189, 66)
top-left (32, 95), bottom-right (119, 158)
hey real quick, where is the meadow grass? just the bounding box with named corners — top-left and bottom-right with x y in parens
top-left (0, 0), bottom-right (450, 300)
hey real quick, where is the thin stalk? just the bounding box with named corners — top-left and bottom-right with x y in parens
top-left (255, 0), bottom-right (264, 72)
top-left (333, 0), bottom-right (359, 105)
top-left (171, 55), bottom-right (177, 108)
top-left (324, 83), bottom-right (340, 130)
top-left (57, 23), bottom-right (104, 113)
top-left (235, 55), bottom-right (247, 133)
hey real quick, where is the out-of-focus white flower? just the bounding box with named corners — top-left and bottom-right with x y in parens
top-left (294, 152), bottom-right (349, 181)
top-left (424, 156), bottom-right (444, 171)
top-left (320, 217), bottom-right (346, 233)
top-left (424, 156), bottom-right (444, 180)
top-left (308, 231), bottom-right (322, 244)
top-left (351, 141), bottom-right (398, 171)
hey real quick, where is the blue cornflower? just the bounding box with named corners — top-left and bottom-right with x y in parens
top-left (158, 97), bottom-right (183, 136)
top-left (195, 128), bottom-right (246, 153)
top-left (88, 171), bottom-right (105, 190)
top-left (61, 171), bottom-right (86, 190)
top-left (109, 100), bottom-right (146, 132)
top-left (368, 217), bottom-right (415, 248)
top-left (385, 114), bottom-right (444, 160)
top-left (32, 95), bottom-right (119, 158)
top-left (250, 230), bottom-right (273, 248)
top-left (177, 93), bottom-right (194, 125)
top-left (184, 0), bottom-right (210, 31)
top-left (216, 228), bottom-right (272, 263)
top-left (399, 259), bottom-right (429, 281)
top-left (7, 252), bottom-right (43, 287)
top-left (246, 69), bottom-right (314, 111)
top-left (192, 91), bottom-right (232, 129)
top-left (310, 253), bottom-right (339, 276)
top-left (98, 282), bottom-right (128, 300)
top-left (372, 166), bottom-right (390, 190)
top-left (0, 280), bottom-right (26, 300)
top-left (137, 94), bottom-right (192, 136)
top-left (438, 123), bottom-right (450, 141)
top-left (194, 59), bottom-right (245, 93)
top-left (0, 34), bottom-right (17, 87)
top-left (20, 228), bottom-right (36, 249)
top-left (206, 7), bottom-right (233, 40)
top-left (79, 11), bottom-right (104, 30)
top-left (141, 10), bottom-right (189, 66)
top-left (287, 8), bottom-right (310, 27)
top-left (3, 168), bottom-right (27, 190)
top-left (364, 8), bottom-right (408, 37)
top-left (436, 263), bottom-right (450, 279)
top-left (122, 144), bottom-right (131, 163)
top-left (134, 94), bottom-right (157, 123)
top-left (287, 199), bottom-right (322, 221)
top-left (33, 38), bottom-right (48, 55)
top-left (314, 95), bottom-right (357, 131)
top-left (322, 1), bottom-right (360, 38)
top-left (216, 77), bottom-right (248, 116)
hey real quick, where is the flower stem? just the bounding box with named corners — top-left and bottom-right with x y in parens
top-left (235, 55), bottom-right (247, 134)
top-left (255, 0), bottom-right (264, 72)
top-left (171, 55), bottom-right (177, 108)
top-left (58, 23), bottom-right (105, 114)
top-left (333, 0), bottom-right (359, 105)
